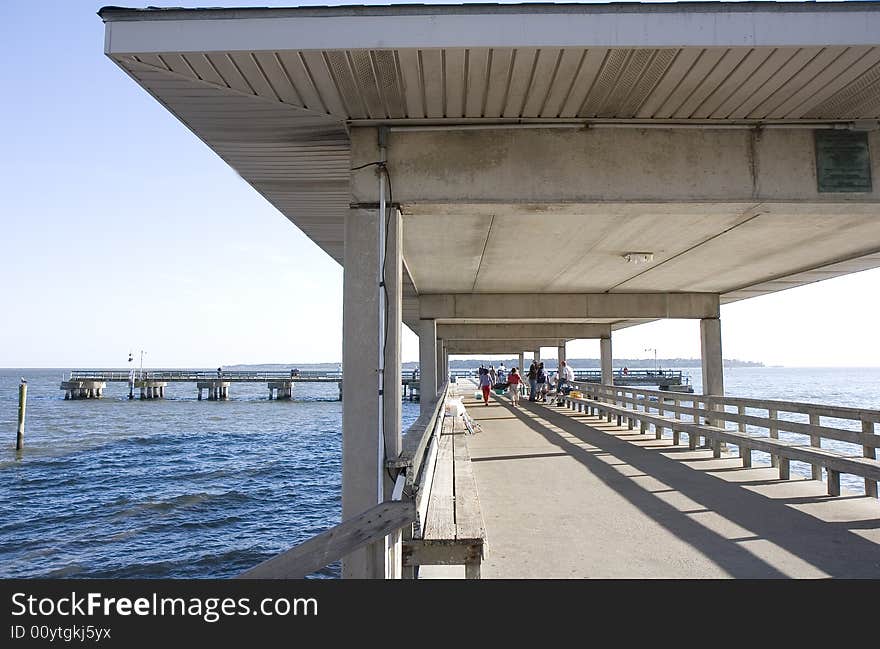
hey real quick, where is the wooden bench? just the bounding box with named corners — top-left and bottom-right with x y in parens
top-left (562, 393), bottom-right (880, 498)
top-left (403, 412), bottom-right (486, 578)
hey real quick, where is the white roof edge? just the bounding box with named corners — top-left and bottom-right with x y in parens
top-left (102, 3), bottom-right (880, 53)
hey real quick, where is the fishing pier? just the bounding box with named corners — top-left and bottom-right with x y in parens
top-left (61, 369), bottom-right (420, 402)
top-left (99, 1), bottom-right (880, 579)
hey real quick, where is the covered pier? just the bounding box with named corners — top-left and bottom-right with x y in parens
top-left (99, 1), bottom-right (880, 578)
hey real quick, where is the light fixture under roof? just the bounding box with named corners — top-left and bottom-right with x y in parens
top-left (623, 252), bottom-right (654, 265)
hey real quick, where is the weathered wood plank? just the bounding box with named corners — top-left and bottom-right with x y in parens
top-left (453, 430), bottom-right (485, 542)
top-left (236, 500), bottom-right (416, 579)
top-left (423, 422), bottom-right (455, 541)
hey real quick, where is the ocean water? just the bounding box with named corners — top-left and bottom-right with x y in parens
top-left (0, 369), bottom-right (418, 579)
top-left (1, 366), bottom-right (878, 578)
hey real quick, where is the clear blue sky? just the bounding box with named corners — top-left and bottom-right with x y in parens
top-left (1, 0), bottom-right (877, 368)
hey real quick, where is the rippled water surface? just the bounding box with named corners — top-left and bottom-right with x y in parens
top-left (0, 369), bottom-right (418, 578)
top-left (1, 367), bottom-right (877, 578)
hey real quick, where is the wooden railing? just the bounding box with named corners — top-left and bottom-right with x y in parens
top-left (235, 381), bottom-right (450, 578)
top-left (567, 381), bottom-right (880, 497)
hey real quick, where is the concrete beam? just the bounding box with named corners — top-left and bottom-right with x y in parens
top-left (447, 339), bottom-right (567, 354)
top-left (353, 128), bottom-right (880, 204)
top-left (421, 293), bottom-right (719, 320)
top-left (436, 322), bottom-right (611, 340)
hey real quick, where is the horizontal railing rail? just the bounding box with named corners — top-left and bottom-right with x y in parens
top-left (235, 500), bottom-right (416, 579)
top-left (568, 380), bottom-right (880, 496)
top-left (394, 381), bottom-right (450, 484)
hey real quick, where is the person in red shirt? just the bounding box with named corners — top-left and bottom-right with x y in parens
top-left (507, 367), bottom-right (523, 408)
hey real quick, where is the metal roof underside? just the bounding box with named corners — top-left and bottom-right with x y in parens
top-left (101, 3), bottom-right (880, 331)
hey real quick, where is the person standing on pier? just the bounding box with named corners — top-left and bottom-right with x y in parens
top-left (536, 363), bottom-right (547, 402)
top-left (478, 367), bottom-right (492, 406)
top-left (488, 365), bottom-right (497, 387)
top-left (528, 360), bottom-right (538, 401)
top-left (507, 368), bottom-right (523, 408)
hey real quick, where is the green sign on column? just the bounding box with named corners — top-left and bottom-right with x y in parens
top-left (815, 130), bottom-right (872, 193)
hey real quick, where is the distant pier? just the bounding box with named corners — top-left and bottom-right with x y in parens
top-left (62, 370), bottom-right (420, 402)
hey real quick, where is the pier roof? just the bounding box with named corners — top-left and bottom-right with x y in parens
top-left (100, 2), bottom-right (880, 330)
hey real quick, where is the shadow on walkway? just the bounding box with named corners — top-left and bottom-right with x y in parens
top-left (473, 395), bottom-right (880, 578)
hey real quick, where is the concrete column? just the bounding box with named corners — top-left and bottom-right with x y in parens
top-left (600, 337), bottom-right (613, 386)
top-left (700, 318), bottom-right (724, 396)
top-left (197, 388), bottom-right (202, 400)
top-left (518, 352), bottom-right (525, 373)
top-left (383, 207), bottom-right (403, 579)
top-left (534, 349), bottom-right (541, 364)
top-left (436, 338), bottom-right (445, 386)
top-left (700, 317), bottom-right (725, 433)
top-left (557, 343), bottom-right (566, 379)
top-left (418, 319), bottom-right (437, 413)
top-left (342, 206), bottom-right (402, 579)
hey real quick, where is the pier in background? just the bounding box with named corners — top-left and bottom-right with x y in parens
top-left (61, 369), bottom-right (420, 402)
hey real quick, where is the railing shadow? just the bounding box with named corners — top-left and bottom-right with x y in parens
top-left (481, 397), bottom-right (880, 578)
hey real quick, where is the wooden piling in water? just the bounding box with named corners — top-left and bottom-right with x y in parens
top-left (16, 380), bottom-right (27, 451)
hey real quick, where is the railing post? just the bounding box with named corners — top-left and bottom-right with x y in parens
top-left (864, 420), bottom-right (878, 498)
top-left (672, 396), bottom-right (681, 446)
top-left (738, 404), bottom-right (751, 467)
top-left (769, 408), bottom-right (778, 468)
top-left (809, 413), bottom-right (822, 481)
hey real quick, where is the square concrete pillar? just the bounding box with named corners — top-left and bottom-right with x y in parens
top-left (518, 352), bottom-right (525, 373)
top-left (700, 317), bottom-right (725, 428)
top-left (342, 206), bottom-right (402, 579)
top-left (534, 349), bottom-right (541, 364)
top-left (436, 338), bottom-right (445, 385)
top-left (700, 318), bottom-right (724, 396)
top-left (419, 319), bottom-right (437, 413)
top-left (557, 343), bottom-right (566, 379)
top-left (600, 337), bottom-right (613, 386)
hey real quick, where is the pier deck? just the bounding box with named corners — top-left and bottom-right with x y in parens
top-left (459, 383), bottom-right (880, 578)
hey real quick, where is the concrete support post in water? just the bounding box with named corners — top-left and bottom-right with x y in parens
top-left (418, 319), bottom-right (437, 414)
top-left (600, 337), bottom-right (613, 386)
top-left (16, 380), bottom-right (27, 451)
top-left (342, 204), bottom-right (403, 579)
top-left (700, 318), bottom-right (725, 451)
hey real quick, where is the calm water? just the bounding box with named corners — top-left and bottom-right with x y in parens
top-left (1, 366), bottom-right (878, 578)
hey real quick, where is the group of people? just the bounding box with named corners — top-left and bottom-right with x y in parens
top-left (525, 360), bottom-right (574, 402)
top-left (477, 363), bottom-right (525, 407)
top-left (476, 359), bottom-right (576, 408)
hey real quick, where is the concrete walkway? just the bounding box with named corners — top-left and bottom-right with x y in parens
top-left (457, 382), bottom-right (880, 578)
